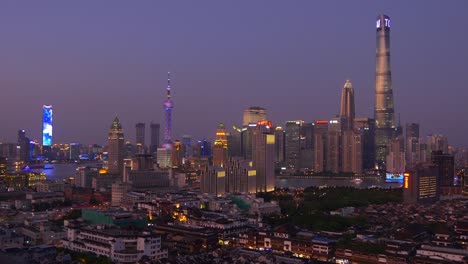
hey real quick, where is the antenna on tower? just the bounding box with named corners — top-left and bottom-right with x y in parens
top-left (166, 71), bottom-right (171, 98)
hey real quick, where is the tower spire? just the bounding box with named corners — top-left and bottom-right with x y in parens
top-left (163, 71), bottom-right (174, 148)
top-left (167, 71), bottom-right (171, 99)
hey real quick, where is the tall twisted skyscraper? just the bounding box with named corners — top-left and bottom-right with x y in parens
top-left (162, 72), bottom-right (174, 149)
top-left (374, 14), bottom-right (395, 170)
top-left (340, 80), bottom-right (355, 131)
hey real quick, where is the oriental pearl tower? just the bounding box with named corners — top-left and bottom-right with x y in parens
top-left (162, 72), bottom-right (174, 149)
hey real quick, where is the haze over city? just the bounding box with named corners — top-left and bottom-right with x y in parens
top-left (1, 1), bottom-right (468, 146)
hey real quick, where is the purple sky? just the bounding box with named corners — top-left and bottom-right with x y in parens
top-left (1, 1), bottom-right (467, 147)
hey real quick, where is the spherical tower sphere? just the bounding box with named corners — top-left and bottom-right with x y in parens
top-left (163, 99), bottom-right (174, 109)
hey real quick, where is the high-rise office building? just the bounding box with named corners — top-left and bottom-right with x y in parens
top-left (403, 165), bottom-right (440, 204)
top-left (426, 134), bottom-right (449, 154)
top-left (225, 158), bottom-right (256, 194)
top-left (228, 126), bottom-right (242, 158)
top-left (274, 127), bottom-right (285, 164)
top-left (108, 117), bottom-right (125, 175)
top-left (431, 150), bottom-right (455, 187)
top-left (201, 166), bottom-right (226, 196)
top-left (17, 130), bottom-right (30, 163)
top-left (181, 135), bottom-right (192, 158)
top-left (300, 123), bottom-right (314, 170)
top-left (340, 80), bottom-right (355, 131)
top-left (252, 122), bottom-right (275, 192)
top-left (150, 123), bottom-right (160, 155)
top-left (374, 14), bottom-right (396, 170)
top-left (314, 120), bottom-right (328, 173)
top-left (405, 123), bottom-right (420, 169)
top-left (327, 118), bottom-right (341, 173)
top-left (135, 123), bottom-right (146, 154)
top-left (241, 124), bottom-right (256, 160)
top-left (162, 72), bottom-right (174, 149)
top-left (341, 130), bottom-right (362, 174)
top-left (70, 143), bottom-right (80, 160)
top-left (213, 123), bottom-right (228, 167)
top-left (386, 136), bottom-right (405, 174)
top-left (339, 80), bottom-right (359, 174)
top-left (285, 120), bottom-right (303, 171)
top-left (354, 118), bottom-right (376, 171)
top-left (42, 105), bottom-right (53, 147)
top-left (243, 107), bottom-right (267, 126)
top-left (171, 140), bottom-right (183, 168)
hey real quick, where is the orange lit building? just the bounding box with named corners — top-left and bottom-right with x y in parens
top-left (213, 123), bottom-right (228, 167)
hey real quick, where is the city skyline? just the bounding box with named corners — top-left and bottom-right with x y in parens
top-left (1, 1), bottom-right (467, 147)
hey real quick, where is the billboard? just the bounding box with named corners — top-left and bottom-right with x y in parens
top-left (42, 105), bottom-right (53, 146)
top-left (385, 172), bottom-right (404, 183)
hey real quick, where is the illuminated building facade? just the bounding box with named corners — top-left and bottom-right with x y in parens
top-left (135, 122), bottom-right (146, 154)
top-left (108, 117), bottom-right (125, 175)
top-left (0, 157), bottom-right (6, 178)
top-left (314, 120), bottom-right (328, 173)
top-left (213, 123), bottom-right (228, 167)
top-left (403, 165), bottom-right (440, 204)
top-left (201, 166), bottom-right (225, 196)
top-left (171, 140), bottom-right (183, 168)
top-left (42, 105), bottom-right (53, 147)
top-left (252, 122), bottom-right (275, 192)
top-left (162, 72), bottom-right (174, 150)
top-left (326, 117), bottom-right (341, 173)
top-left (242, 107), bottom-right (267, 127)
top-left (340, 80), bottom-right (355, 131)
top-left (374, 15), bottom-right (396, 170)
top-left (157, 147), bottom-right (172, 168)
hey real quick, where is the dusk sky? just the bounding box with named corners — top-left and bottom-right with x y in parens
top-left (1, 1), bottom-right (467, 147)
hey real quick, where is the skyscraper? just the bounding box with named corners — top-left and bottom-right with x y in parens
top-left (405, 123), bottom-right (420, 169)
top-left (42, 105), bottom-right (53, 147)
top-left (108, 117), bottom-right (125, 175)
top-left (252, 122), bottom-right (275, 192)
top-left (243, 107), bottom-right (267, 126)
top-left (327, 117), bottom-right (341, 173)
top-left (285, 120), bottom-right (303, 171)
top-left (213, 123), bottom-right (228, 167)
top-left (314, 120), bottom-right (328, 173)
top-left (150, 123), bottom-right (160, 155)
top-left (340, 80), bottom-right (355, 131)
top-left (162, 72), bottom-right (174, 149)
top-left (374, 14), bottom-right (395, 170)
top-left (17, 130), bottom-right (30, 163)
top-left (135, 123), bottom-right (146, 153)
top-left (354, 118), bottom-right (376, 171)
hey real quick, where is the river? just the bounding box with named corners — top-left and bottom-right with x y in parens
top-left (39, 164), bottom-right (401, 189)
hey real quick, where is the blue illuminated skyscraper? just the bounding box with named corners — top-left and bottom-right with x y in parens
top-left (162, 72), bottom-right (174, 149)
top-left (42, 105), bottom-right (53, 146)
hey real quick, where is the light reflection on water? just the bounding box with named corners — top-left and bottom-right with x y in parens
top-left (39, 164), bottom-right (403, 189)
